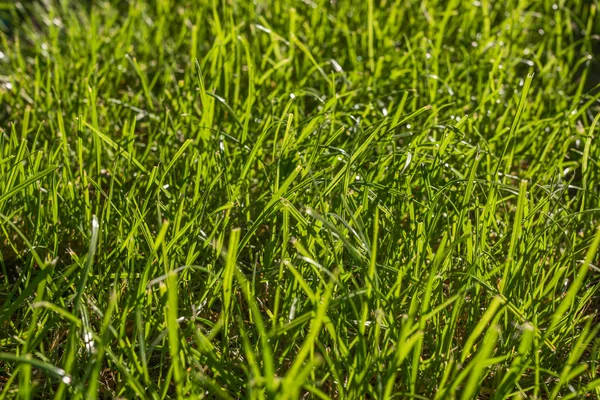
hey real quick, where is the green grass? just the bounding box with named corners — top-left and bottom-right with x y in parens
top-left (1, 0), bottom-right (600, 398)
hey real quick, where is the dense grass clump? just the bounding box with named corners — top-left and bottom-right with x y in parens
top-left (1, 0), bottom-right (600, 398)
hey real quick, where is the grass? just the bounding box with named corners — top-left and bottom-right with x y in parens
top-left (0, 0), bottom-right (599, 398)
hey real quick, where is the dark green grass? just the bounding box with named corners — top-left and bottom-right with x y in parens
top-left (1, 0), bottom-right (600, 398)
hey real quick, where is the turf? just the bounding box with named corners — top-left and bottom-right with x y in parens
top-left (1, 0), bottom-right (600, 398)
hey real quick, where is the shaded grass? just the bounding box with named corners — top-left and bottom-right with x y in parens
top-left (1, 0), bottom-right (600, 398)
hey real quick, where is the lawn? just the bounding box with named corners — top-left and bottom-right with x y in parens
top-left (1, 0), bottom-right (600, 398)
